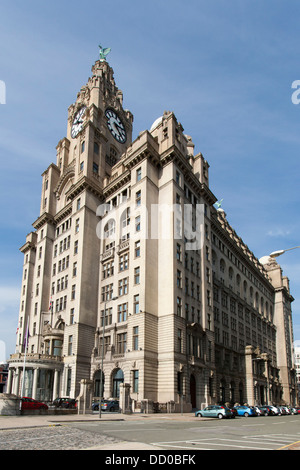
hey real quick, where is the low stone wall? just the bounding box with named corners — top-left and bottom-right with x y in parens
top-left (0, 393), bottom-right (21, 415)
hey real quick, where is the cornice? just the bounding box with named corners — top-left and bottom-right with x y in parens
top-left (65, 175), bottom-right (104, 201)
top-left (32, 212), bottom-right (55, 230)
top-left (54, 201), bottom-right (72, 224)
top-left (211, 209), bottom-right (273, 289)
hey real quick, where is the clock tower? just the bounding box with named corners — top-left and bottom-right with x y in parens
top-left (58, 57), bottom-right (133, 200)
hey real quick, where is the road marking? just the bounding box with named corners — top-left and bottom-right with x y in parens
top-left (151, 439), bottom-right (273, 450)
top-left (277, 439), bottom-right (300, 450)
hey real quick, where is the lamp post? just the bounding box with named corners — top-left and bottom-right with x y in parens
top-left (99, 296), bottom-right (118, 419)
top-left (269, 246), bottom-right (300, 258)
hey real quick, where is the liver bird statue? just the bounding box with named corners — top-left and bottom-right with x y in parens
top-left (99, 45), bottom-right (111, 62)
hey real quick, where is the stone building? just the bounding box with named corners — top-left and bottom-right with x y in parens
top-left (7, 55), bottom-right (297, 410)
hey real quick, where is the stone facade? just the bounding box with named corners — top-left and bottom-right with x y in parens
top-left (7, 58), bottom-right (297, 410)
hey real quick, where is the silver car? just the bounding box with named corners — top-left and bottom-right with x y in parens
top-left (195, 405), bottom-right (232, 419)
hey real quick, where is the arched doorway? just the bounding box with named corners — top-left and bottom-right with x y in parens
top-left (190, 374), bottom-right (196, 408)
top-left (112, 368), bottom-right (124, 398)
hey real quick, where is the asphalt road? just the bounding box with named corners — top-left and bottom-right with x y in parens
top-left (68, 414), bottom-right (300, 451)
top-left (0, 414), bottom-right (300, 451)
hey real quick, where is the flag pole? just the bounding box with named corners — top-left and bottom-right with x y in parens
top-left (19, 318), bottom-right (29, 412)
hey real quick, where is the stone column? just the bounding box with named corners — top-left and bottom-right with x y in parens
top-left (6, 368), bottom-right (13, 394)
top-left (119, 383), bottom-right (131, 414)
top-left (52, 369), bottom-right (59, 401)
top-left (13, 368), bottom-right (21, 396)
top-left (245, 346), bottom-right (255, 405)
top-left (32, 368), bottom-right (39, 400)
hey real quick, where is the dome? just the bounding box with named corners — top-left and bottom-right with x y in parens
top-left (150, 116), bottom-right (163, 132)
top-left (259, 256), bottom-right (271, 265)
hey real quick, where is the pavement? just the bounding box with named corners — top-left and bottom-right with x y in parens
top-left (0, 411), bottom-right (300, 450)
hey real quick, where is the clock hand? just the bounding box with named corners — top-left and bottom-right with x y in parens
top-left (114, 122), bottom-right (124, 134)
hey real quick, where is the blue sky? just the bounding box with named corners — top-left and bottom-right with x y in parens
top-left (1, 0), bottom-right (300, 358)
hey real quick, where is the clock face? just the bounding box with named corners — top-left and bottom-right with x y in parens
top-left (71, 106), bottom-right (86, 138)
top-left (105, 108), bottom-right (127, 144)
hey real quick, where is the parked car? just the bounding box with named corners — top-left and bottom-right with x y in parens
top-left (268, 405), bottom-right (280, 415)
top-left (233, 405), bottom-right (256, 417)
top-left (51, 397), bottom-right (77, 409)
top-left (259, 405), bottom-right (279, 416)
top-left (229, 407), bottom-right (237, 418)
top-left (195, 405), bottom-right (232, 419)
top-left (92, 399), bottom-right (119, 412)
top-left (254, 406), bottom-right (263, 416)
top-left (21, 397), bottom-right (48, 410)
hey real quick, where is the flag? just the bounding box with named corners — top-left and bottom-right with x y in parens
top-left (23, 320), bottom-right (30, 350)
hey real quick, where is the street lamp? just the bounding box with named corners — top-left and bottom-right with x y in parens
top-left (269, 246), bottom-right (300, 258)
top-left (99, 296), bottom-right (118, 419)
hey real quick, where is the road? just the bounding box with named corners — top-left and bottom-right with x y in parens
top-left (0, 413), bottom-right (299, 451)
top-left (70, 414), bottom-right (300, 451)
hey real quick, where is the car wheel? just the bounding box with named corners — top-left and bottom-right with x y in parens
top-left (244, 412), bottom-right (249, 417)
top-left (197, 413), bottom-right (203, 417)
top-left (217, 413), bottom-right (223, 419)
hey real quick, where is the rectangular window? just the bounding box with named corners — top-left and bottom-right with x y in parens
top-left (136, 167), bottom-right (141, 182)
top-left (118, 278), bottom-right (128, 296)
top-left (71, 284), bottom-right (76, 300)
top-left (135, 240), bottom-right (140, 257)
top-left (117, 333), bottom-right (127, 354)
top-left (70, 308), bottom-right (75, 324)
top-left (133, 370), bottom-right (139, 393)
top-left (102, 283), bottom-right (113, 301)
top-left (68, 335), bottom-right (73, 355)
top-left (176, 243), bottom-right (182, 262)
top-left (178, 329), bottom-right (182, 353)
top-left (177, 297), bottom-right (182, 316)
top-left (134, 267), bottom-right (140, 284)
top-left (118, 303), bottom-right (127, 322)
top-left (134, 294), bottom-right (140, 314)
top-left (93, 162), bottom-right (99, 174)
top-left (119, 253), bottom-right (129, 271)
top-left (136, 190), bottom-right (141, 206)
top-left (100, 308), bottom-right (112, 327)
top-left (133, 326), bottom-right (139, 351)
top-left (66, 368), bottom-right (72, 395)
top-left (94, 142), bottom-right (99, 154)
top-left (73, 262), bottom-right (77, 277)
top-left (135, 216), bottom-right (140, 232)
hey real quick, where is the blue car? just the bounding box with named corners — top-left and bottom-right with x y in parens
top-left (195, 405), bottom-right (232, 419)
top-left (233, 405), bottom-right (256, 417)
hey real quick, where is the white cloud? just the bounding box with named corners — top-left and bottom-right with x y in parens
top-left (267, 228), bottom-right (291, 237)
